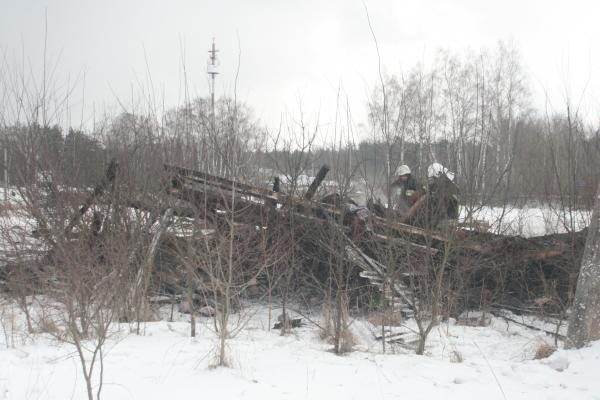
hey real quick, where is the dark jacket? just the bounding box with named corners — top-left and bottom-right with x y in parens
top-left (425, 174), bottom-right (459, 226)
top-left (409, 174), bottom-right (459, 229)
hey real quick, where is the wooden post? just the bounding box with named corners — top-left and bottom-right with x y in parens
top-left (304, 164), bottom-right (330, 201)
top-left (567, 183), bottom-right (600, 348)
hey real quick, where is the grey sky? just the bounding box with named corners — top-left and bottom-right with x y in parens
top-left (1, 0), bottom-right (599, 139)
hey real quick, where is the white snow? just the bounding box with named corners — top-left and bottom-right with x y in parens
top-left (0, 197), bottom-right (597, 399)
top-left (461, 205), bottom-right (591, 237)
top-left (1, 303), bottom-right (599, 400)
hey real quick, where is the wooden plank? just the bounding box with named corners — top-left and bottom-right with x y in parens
top-left (372, 215), bottom-right (489, 253)
top-left (166, 164), bottom-right (503, 256)
top-left (371, 232), bottom-right (439, 254)
top-left (167, 164), bottom-right (345, 219)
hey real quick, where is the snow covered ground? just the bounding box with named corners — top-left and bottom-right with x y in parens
top-left (1, 302), bottom-right (599, 400)
top-left (0, 190), bottom-right (596, 399)
top-left (461, 205), bottom-right (591, 237)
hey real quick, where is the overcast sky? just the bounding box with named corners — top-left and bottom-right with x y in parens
top-left (1, 0), bottom-right (599, 138)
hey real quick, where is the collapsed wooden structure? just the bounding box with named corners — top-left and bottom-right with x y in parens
top-left (153, 164), bottom-right (586, 317)
top-left (0, 160), bottom-right (586, 323)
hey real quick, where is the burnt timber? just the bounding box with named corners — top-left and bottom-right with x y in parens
top-left (159, 164), bottom-right (586, 316)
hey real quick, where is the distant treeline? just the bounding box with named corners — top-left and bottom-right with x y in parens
top-left (1, 43), bottom-right (598, 208)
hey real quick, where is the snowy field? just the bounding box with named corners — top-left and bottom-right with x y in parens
top-left (1, 302), bottom-right (599, 400)
top-left (0, 191), bottom-right (597, 399)
top-left (460, 205), bottom-right (591, 237)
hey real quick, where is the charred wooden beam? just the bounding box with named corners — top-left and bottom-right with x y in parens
top-left (165, 164), bottom-right (278, 202)
top-left (304, 164), bottom-right (330, 201)
top-left (128, 198), bottom-right (198, 219)
top-left (164, 163), bottom-right (580, 267)
top-left (64, 159), bottom-right (118, 238)
top-left (166, 164), bottom-right (344, 221)
top-left (370, 232), bottom-right (440, 255)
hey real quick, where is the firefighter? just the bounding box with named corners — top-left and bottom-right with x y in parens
top-left (401, 163), bottom-right (459, 229)
top-left (424, 162), bottom-right (459, 228)
top-left (392, 164), bottom-right (419, 214)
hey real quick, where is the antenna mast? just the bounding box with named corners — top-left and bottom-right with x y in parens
top-left (207, 38), bottom-right (220, 132)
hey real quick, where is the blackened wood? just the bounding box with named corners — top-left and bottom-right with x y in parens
top-left (64, 159), bottom-right (118, 238)
top-left (304, 164), bottom-right (330, 201)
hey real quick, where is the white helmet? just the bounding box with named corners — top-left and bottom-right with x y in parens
top-left (395, 164), bottom-right (411, 176)
top-left (427, 163), bottom-right (455, 181)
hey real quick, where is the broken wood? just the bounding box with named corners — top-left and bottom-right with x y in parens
top-left (64, 159), bottom-right (118, 238)
top-left (158, 163), bottom-right (588, 318)
top-left (130, 208), bottom-right (174, 315)
top-left (345, 239), bottom-right (416, 311)
top-left (304, 164), bottom-right (330, 200)
top-left (490, 309), bottom-right (566, 340)
top-left (370, 232), bottom-right (440, 254)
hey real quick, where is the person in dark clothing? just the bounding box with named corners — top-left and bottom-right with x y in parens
top-left (391, 164), bottom-right (419, 215)
top-left (420, 163), bottom-right (460, 229)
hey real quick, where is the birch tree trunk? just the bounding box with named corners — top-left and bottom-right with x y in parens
top-left (566, 183), bottom-right (600, 348)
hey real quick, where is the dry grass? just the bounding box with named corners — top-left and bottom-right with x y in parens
top-left (337, 329), bottom-right (355, 353)
top-left (533, 342), bottom-right (556, 359)
top-left (34, 314), bottom-right (62, 337)
top-left (318, 303), bottom-right (355, 353)
top-left (368, 308), bottom-right (402, 327)
top-left (450, 349), bottom-right (464, 363)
